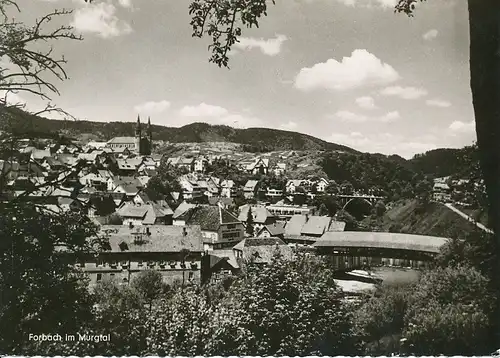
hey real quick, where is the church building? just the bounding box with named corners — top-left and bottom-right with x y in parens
top-left (106, 116), bottom-right (153, 155)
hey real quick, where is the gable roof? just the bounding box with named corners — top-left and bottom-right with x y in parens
top-left (238, 204), bottom-right (273, 224)
top-left (100, 225), bottom-right (203, 253)
top-left (259, 222), bottom-right (286, 237)
top-left (173, 201), bottom-right (197, 219)
top-left (301, 216), bottom-right (332, 236)
top-left (107, 137), bottom-right (136, 144)
top-left (284, 215), bottom-right (308, 236)
top-left (244, 180), bottom-right (259, 190)
top-left (183, 206), bottom-right (233, 231)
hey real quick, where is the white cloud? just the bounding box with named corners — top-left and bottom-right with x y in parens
top-left (294, 49), bottom-right (399, 91)
top-left (280, 121), bottom-right (298, 130)
top-left (426, 99), bottom-right (452, 108)
top-left (327, 131), bottom-right (437, 158)
top-left (355, 96), bottom-right (377, 110)
top-left (449, 120), bottom-right (474, 134)
top-left (423, 29), bottom-right (439, 41)
top-left (71, 2), bottom-right (132, 38)
top-left (176, 103), bottom-right (263, 129)
top-left (0, 91), bottom-right (26, 107)
top-left (380, 86), bottom-right (428, 100)
top-left (117, 0), bottom-right (132, 8)
top-left (179, 103), bottom-right (229, 117)
top-left (379, 110), bottom-right (400, 122)
top-left (336, 0), bottom-right (398, 8)
top-left (233, 34), bottom-right (288, 56)
top-left (334, 110), bottom-right (400, 123)
top-left (134, 100), bottom-right (171, 114)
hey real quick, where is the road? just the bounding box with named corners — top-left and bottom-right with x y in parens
top-left (444, 203), bottom-right (493, 234)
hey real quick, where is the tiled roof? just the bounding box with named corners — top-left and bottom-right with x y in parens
top-left (328, 220), bottom-right (346, 232)
top-left (107, 137), bottom-right (136, 144)
top-left (220, 207), bottom-right (240, 224)
top-left (260, 222), bottom-right (286, 236)
top-left (284, 215), bottom-right (307, 236)
top-left (238, 205), bottom-right (273, 224)
top-left (301, 216), bottom-right (331, 236)
top-left (173, 201), bottom-right (197, 219)
top-left (184, 206), bottom-right (221, 231)
top-left (100, 225), bottom-right (203, 253)
top-left (118, 205), bottom-right (148, 218)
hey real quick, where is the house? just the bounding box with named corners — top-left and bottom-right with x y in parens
top-left (172, 201), bottom-right (197, 224)
top-left (315, 178), bottom-right (330, 193)
top-left (30, 149), bottom-right (51, 161)
top-left (433, 182), bottom-right (452, 202)
top-left (243, 180), bottom-right (259, 199)
top-left (116, 158), bottom-right (143, 175)
top-left (78, 225), bottom-right (204, 286)
top-left (232, 237), bottom-right (293, 265)
top-left (266, 188), bottom-right (283, 199)
top-left (194, 156), bottom-right (209, 173)
top-left (175, 205), bottom-right (245, 250)
top-left (86, 193), bottom-right (117, 218)
top-left (246, 158), bottom-right (269, 175)
top-left (270, 162), bottom-right (286, 176)
top-left (201, 254), bottom-right (240, 285)
top-left (300, 215), bottom-right (332, 237)
top-left (207, 197), bottom-right (234, 209)
top-left (179, 177), bottom-right (204, 200)
top-left (220, 179), bottom-right (237, 198)
top-left (285, 180), bottom-right (305, 194)
top-left (266, 202), bottom-right (315, 220)
top-left (177, 157), bottom-right (195, 172)
top-left (238, 204), bottom-right (276, 234)
top-left (108, 176), bottom-right (143, 195)
top-left (256, 222), bottom-right (286, 240)
top-left (117, 205), bottom-right (149, 226)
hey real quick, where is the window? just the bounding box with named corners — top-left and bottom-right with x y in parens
top-left (189, 272), bottom-right (194, 280)
top-left (227, 224), bottom-right (235, 229)
top-left (96, 273), bottom-right (102, 282)
top-left (138, 260), bottom-right (143, 267)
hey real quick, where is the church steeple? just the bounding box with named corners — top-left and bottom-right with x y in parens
top-left (135, 114), bottom-right (141, 154)
top-left (136, 115), bottom-right (142, 134)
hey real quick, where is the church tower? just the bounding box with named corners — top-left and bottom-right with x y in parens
top-left (135, 115), bottom-right (142, 154)
top-left (147, 116), bottom-right (153, 154)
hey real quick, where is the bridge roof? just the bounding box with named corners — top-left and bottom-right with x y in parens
top-left (313, 231), bottom-right (448, 254)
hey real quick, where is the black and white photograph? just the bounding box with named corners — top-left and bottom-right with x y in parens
top-left (1, 0), bottom-right (499, 356)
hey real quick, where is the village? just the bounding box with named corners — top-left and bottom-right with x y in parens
top-left (0, 115), bottom-right (473, 291)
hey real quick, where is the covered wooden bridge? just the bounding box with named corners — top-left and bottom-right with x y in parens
top-left (313, 231), bottom-right (449, 270)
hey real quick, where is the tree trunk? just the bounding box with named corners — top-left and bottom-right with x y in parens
top-left (468, 0), bottom-right (500, 345)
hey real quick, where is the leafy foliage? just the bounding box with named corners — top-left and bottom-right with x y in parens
top-left (0, 202), bottom-right (104, 355)
top-left (205, 253), bottom-right (359, 356)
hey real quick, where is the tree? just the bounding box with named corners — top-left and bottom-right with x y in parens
top-left (91, 280), bottom-right (149, 355)
top-left (245, 206), bottom-right (254, 236)
top-left (374, 200), bottom-right (386, 217)
top-left (0, 203), bottom-right (105, 355)
top-left (205, 253), bottom-right (359, 356)
top-left (0, 0), bottom-right (81, 117)
top-left (131, 270), bottom-right (166, 312)
top-left (146, 288), bottom-right (212, 356)
top-left (402, 266), bottom-right (496, 355)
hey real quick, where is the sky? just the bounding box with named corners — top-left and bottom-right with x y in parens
top-left (4, 0), bottom-right (474, 158)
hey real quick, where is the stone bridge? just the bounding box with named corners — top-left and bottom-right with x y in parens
top-left (334, 194), bottom-right (385, 209)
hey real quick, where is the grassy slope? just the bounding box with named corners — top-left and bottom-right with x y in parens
top-left (366, 199), bottom-right (479, 240)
